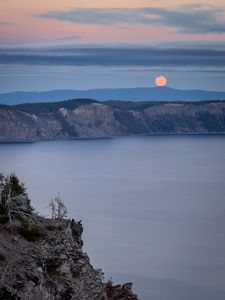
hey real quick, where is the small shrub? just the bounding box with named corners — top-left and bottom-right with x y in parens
top-left (105, 279), bottom-right (114, 298)
top-left (45, 224), bottom-right (57, 231)
top-left (106, 279), bottom-right (113, 288)
top-left (46, 257), bottom-right (62, 273)
top-left (18, 222), bottom-right (44, 241)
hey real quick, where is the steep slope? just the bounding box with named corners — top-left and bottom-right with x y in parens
top-left (0, 100), bottom-right (225, 142)
top-left (113, 101), bottom-right (225, 134)
top-left (0, 174), bottom-right (138, 300)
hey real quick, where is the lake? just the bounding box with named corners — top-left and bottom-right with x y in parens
top-left (0, 135), bottom-right (225, 300)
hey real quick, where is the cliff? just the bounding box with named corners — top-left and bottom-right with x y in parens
top-left (0, 174), bottom-right (138, 300)
top-left (0, 99), bottom-right (225, 141)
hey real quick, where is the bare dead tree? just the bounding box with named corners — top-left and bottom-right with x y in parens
top-left (0, 173), bottom-right (6, 206)
top-left (49, 193), bottom-right (68, 220)
top-left (49, 199), bottom-right (56, 219)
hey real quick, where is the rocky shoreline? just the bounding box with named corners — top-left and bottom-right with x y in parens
top-left (0, 100), bottom-right (225, 142)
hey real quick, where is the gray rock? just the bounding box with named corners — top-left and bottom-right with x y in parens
top-left (1, 100), bottom-right (225, 141)
top-left (0, 191), bottom-right (139, 300)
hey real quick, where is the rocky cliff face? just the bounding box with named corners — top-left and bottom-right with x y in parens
top-left (0, 174), bottom-right (138, 300)
top-left (0, 100), bottom-right (225, 141)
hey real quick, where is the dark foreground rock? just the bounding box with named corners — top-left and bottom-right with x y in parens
top-left (105, 282), bottom-right (138, 300)
top-left (0, 174), bottom-right (139, 300)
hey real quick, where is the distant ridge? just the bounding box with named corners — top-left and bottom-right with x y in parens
top-left (1, 86), bottom-right (225, 105)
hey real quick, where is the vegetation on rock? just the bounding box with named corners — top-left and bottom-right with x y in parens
top-left (0, 173), bottom-right (139, 300)
top-left (18, 221), bottom-right (45, 242)
top-left (49, 193), bottom-right (68, 220)
top-left (1, 100), bottom-right (225, 141)
top-left (0, 173), bottom-right (33, 223)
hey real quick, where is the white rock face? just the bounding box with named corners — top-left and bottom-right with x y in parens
top-left (0, 101), bottom-right (225, 141)
top-left (59, 107), bottom-right (68, 117)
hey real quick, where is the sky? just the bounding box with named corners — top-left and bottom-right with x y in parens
top-left (0, 0), bottom-right (225, 92)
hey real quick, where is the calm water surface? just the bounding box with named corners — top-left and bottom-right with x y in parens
top-left (0, 136), bottom-right (225, 300)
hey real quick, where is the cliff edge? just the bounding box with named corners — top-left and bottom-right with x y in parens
top-left (0, 100), bottom-right (225, 141)
top-left (0, 174), bottom-right (138, 300)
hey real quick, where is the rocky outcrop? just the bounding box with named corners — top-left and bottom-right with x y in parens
top-left (0, 100), bottom-right (225, 141)
top-left (63, 103), bottom-right (124, 138)
top-left (0, 109), bottom-right (39, 142)
top-left (0, 174), bottom-right (139, 300)
top-left (0, 219), bottom-right (103, 300)
top-left (105, 282), bottom-right (138, 300)
top-left (114, 101), bottom-right (225, 134)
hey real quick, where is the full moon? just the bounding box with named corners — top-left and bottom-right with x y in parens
top-left (155, 76), bottom-right (168, 87)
